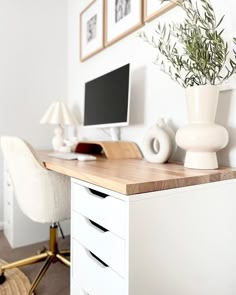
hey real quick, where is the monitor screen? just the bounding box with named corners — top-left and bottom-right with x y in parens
top-left (84, 64), bottom-right (130, 128)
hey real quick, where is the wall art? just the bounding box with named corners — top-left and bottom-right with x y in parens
top-left (144, 0), bottom-right (176, 22)
top-left (105, 0), bottom-right (143, 46)
top-left (80, 0), bottom-right (104, 61)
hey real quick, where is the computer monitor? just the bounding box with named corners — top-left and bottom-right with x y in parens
top-left (83, 64), bottom-right (130, 140)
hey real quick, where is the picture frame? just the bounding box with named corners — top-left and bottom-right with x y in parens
top-left (80, 0), bottom-right (105, 62)
top-left (105, 0), bottom-right (143, 46)
top-left (143, 0), bottom-right (176, 22)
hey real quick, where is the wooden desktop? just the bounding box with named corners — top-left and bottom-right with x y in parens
top-left (38, 151), bottom-right (236, 295)
top-left (39, 150), bottom-right (236, 195)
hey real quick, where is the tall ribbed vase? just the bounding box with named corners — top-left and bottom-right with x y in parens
top-left (176, 85), bottom-right (229, 169)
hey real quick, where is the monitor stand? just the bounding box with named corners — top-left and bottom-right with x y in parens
top-left (109, 127), bottom-right (120, 141)
top-left (74, 140), bottom-right (142, 160)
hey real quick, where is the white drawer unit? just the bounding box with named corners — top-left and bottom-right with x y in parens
top-left (71, 183), bottom-right (126, 238)
top-left (3, 170), bottom-right (14, 241)
top-left (71, 178), bottom-right (236, 295)
top-left (72, 211), bottom-right (125, 277)
top-left (71, 278), bottom-right (87, 295)
top-left (72, 239), bottom-right (125, 295)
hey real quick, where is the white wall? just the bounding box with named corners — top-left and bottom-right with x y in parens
top-left (0, 0), bottom-right (68, 227)
top-left (68, 0), bottom-right (236, 168)
top-left (1, 0), bottom-right (235, 228)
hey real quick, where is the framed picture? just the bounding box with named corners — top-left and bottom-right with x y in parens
top-left (144, 0), bottom-right (176, 22)
top-left (80, 0), bottom-right (104, 62)
top-left (105, 0), bottom-right (143, 46)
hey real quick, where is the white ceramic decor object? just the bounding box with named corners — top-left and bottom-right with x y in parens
top-left (176, 85), bottom-right (229, 169)
top-left (142, 118), bottom-right (176, 163)
top-left (52, 125), bottom-right (64, 151)
top-left (40, 102), bottom-right (78, 151)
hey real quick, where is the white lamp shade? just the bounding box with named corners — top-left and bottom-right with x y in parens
top-left (40, 102), bottom-right (78, 126)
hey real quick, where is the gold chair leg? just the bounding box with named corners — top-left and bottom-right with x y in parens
top-left (49, 225), bottom-right (58, 253)
top-left (28, 255), bottom-right (54, 295)
top-left (59, 249), bottom-right (70, 256)
top-left (56, 253), bottom-right (71, 267)
top-left (0, 224), bottom-right (71, 293)
top-left (0, 252), bottom-right (48, 273)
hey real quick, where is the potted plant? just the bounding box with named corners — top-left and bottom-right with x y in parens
top-left (140, 0), bottom-right (236, 169)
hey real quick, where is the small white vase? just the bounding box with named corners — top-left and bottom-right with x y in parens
top-left (176, 85), bottom-right (229, 169)
top-left (142, 118), bottom-right (176, 163)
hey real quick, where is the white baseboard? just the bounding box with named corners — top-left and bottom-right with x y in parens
top-left (0, 221), bottom-right (4, 230)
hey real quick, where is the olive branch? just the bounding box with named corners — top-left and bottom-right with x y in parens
top-left (139, 0), bottom-right (236, 88)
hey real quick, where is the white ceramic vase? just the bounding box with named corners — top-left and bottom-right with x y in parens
top-left (176, 85), bottom-right (229, 169)
top-left (142, 118), bottom-right (176, 163)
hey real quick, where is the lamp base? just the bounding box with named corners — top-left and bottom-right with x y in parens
top-left (52, 125), bottom-right (64, 151)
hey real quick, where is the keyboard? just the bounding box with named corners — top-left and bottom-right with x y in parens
top-left (48, 152), bottom-right (79, 160)
top-left (48, 152), bottom-right (97, 161)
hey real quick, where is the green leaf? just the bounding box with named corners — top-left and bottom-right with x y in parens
top-left (139, 0), bottom-right (236, 87)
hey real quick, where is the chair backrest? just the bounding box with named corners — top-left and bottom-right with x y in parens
top-left (1, 136), bottom-right (70, 223)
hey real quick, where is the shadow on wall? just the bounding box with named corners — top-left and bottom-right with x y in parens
top-left (129, 66), bottom-right (146, 126)
top-left (217, 90), bottom-right (236, 166)
top-left (217, 90), bottom-right (233, 125)
top-left (72, 104), bottom-right (82, 125)
top-left (64, 103), bottom-right (82, 140)
top-left (218, 126), bottom-right (236, 166)
top-left (166, 119), bottom-right (186, 163)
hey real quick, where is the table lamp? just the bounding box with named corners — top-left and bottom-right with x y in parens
top-left (40, 101), bottom-right (78, 151)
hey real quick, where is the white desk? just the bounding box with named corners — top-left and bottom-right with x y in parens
top-left (39, 151), bottom-right (236, 295)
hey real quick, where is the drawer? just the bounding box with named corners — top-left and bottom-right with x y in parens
top-left (71, 278), bottom-right (87, 295)
top-left (4, 179), bottom-right (14, 201)
top-left (4, 170), bottom-right (13, 189)
top-left (72, 239), bottom-right (125, 295)
top-left (4, 204), bottom-right (12, 227)
top-left (72, 183), bottom-right (126, 238)
top-left (72, 211), bottom-right (125, 277)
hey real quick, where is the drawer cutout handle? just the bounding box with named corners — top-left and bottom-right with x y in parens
top-left (90, 251), bottom-right (108, 268)
top-left (89, 188), bottom-right (108, 199)
top-left (89, 219), bottom-right (108, 233)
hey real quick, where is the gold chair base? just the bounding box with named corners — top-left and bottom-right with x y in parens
top-left (0, 225), bottom-right (70, 295)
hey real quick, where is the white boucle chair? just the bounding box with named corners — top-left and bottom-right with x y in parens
top-left (0, 136), bottom-right (71, 295)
